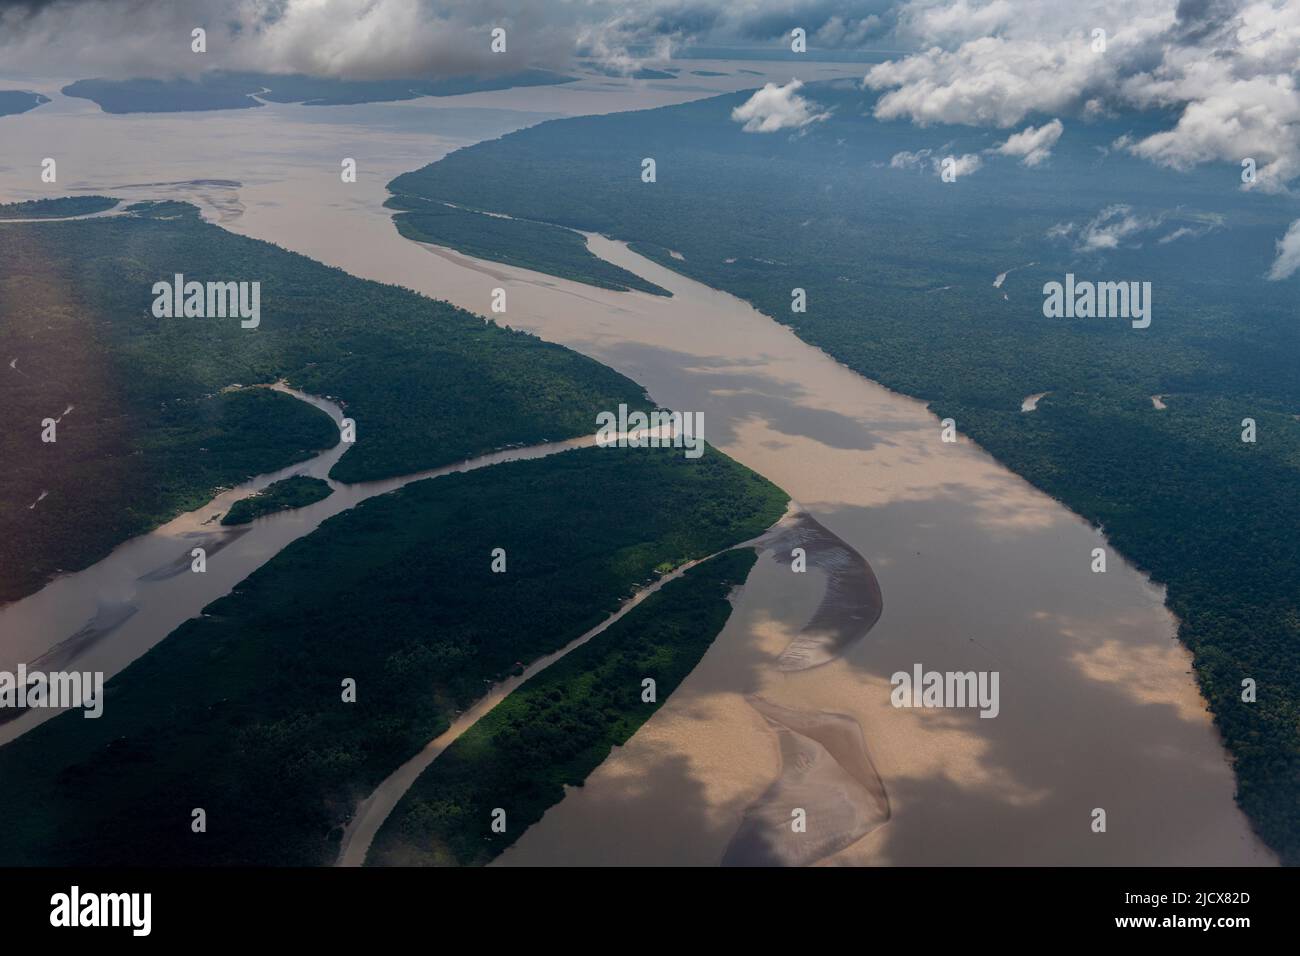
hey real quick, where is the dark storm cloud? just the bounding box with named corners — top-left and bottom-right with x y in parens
top-left (733, 0), bottom-right (894, 44)
top-left (1169, 0), bottom-right (1243, 45)
top-left (0, 0), bottom-right (919, 80)
top-left (0, 0), bottom-right (587, 78)
top-left (616, 1), bottom-right (725, 38)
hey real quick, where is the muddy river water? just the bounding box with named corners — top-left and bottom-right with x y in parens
top-left (0, 66), bottom-right (1274, 864)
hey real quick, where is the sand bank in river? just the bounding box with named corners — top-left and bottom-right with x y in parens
top-left (722, 696), bottom-right (890, 866)
top-left (765, 513), bottom-right (882, 671)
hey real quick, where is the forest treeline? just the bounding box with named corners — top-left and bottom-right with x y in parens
top-left (385, 196), bottom-right (670, 296)
top-left (61, 70), bottom-right (575, 113)
top-left (0, 196), bottom-right (115, 219)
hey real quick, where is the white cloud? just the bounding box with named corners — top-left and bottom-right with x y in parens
top-left (1157, 214), bottom-right (1224, 243)
top-left (909, 0), bottom-right (1016, 43)
top-left (731, 79), bottom-right (831, 133)
top-left (992, 118), bottom-right (1065, 166)
top-left (889, 147), bottom-right (982, 177)
top-left (1053, 206), bottom-right (1225, 250)
top-left (1049, 204), bottom-right (1165, 252)
top-left (889, 148), bottom-right (933, 168)
top-left (1266, 219), bottom-right (1300, 280)
top-left (813, 14), bottom-right (883, 47)
top-left (1083, 97), bottom-right (1112, 120)
top-left (944, 152), bottom-right (984, 177)
top-left (863, 0), bottom-right (1300, 189)
top-left (1120, 67), bottom-right (1300, 193)
top-left (253, 0), bottom-right (481, 78)
top-left (863, 28), bottom-right (1148, 128)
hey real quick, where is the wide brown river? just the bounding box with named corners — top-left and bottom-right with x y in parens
top-left (0, 65), bottom-right (1274, 864)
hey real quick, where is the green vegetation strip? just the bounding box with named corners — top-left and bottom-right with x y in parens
top-left (385, 197), bottom-right (669, 296)
top-left (0, 446), bottom-right (787, 865)
top-left (61, 71), bottom-right (575, 113)
top-left (369, 547), bottom-right (757, 866)
top-left (0, 196), bottom-right (116, 219)
top-left (0, 90), bottom-right (48, 117)
top-left (221, 475), bottom-right (333, 525)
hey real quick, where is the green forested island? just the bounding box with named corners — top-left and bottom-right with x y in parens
top-left (62, 70), bottom-right (575, 113)
top-left (579, 63), bottom-right (677, 80)
top-left (221, 475), bottom-right (333, 525)
top-left (384, 196), bottom-right (669, 296)
top-left (0, 90), bottom-right (47, 116)
top-left (0, 446), bottom-right (786, 865)
top-left (381, 84), bottom-right (1300, 862)
top-left (369, 547), bottom-right (758, 866)
top-left (0, 198), bottom-right (648, 603)
top-left (0, 196), bottom-right (117, 219)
